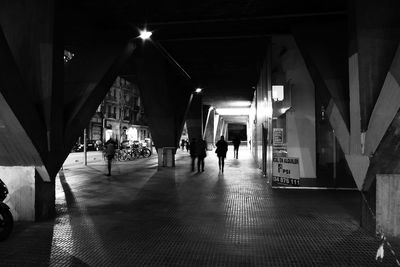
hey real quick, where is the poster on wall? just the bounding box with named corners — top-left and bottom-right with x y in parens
top-left (273, 128), bottom-right (284, 145)
top-left (272, 157), bottom-right (300, 186)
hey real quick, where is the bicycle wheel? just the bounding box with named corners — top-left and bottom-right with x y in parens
top-left (131, 148), bottom-right (139, 159)
top-left (142, 148), bottom-right (151, 158)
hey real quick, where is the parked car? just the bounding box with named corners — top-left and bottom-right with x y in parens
top-left (71, 142), bottom-right (84, 152)
top-left (71, 140), bottom-right (98, 152)
top-left (86, 140), bottom-right (97, 151)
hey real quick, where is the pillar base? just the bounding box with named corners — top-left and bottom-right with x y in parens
top-left (157, 147), bottom-right (176, 168)
top-left (376, 174), bottom-right (400, 239)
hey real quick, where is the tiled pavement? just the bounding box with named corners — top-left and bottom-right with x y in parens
top-left (0, 147), bottom-right (399, 266)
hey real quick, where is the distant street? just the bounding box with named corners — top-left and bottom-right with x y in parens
top-left (62, 151), bottom-right (104, 168)
top-left (62, 148), bottom-right (158, 169)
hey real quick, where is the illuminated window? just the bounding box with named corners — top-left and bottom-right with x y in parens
top-left (272, 85), bottom-right (284, 101)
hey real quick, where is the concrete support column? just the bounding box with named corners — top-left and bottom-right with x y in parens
top-left (215, 116), bottom-right (224, 141)
top-left (223, 123), bottom-right (228, 139)
top-left (130, 42), bottom-right (193, 169)
top-left (35, 171), bottom-right (55, 220)
top-left (204, 108), bottom-right (215, 150)
top-left (186, 94), bottom-right (203, 141)
top-left (157, 147), bottom-right (176, 167)
top-left (349, 0), bottom-right (400, 230)
top-left (376, 174), bottom-right (400, 239)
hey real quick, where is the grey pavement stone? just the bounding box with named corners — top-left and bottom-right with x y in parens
top-left (0, 148), bottom-right (399, 266)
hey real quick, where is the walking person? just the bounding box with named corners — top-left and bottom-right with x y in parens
top-left (185, 139), bottom-right (189, 152)
top-left (181, 139), bottom-right (185, 151)
top-left (189, 138), bottom-right (197, 171)
top-left (105, 138), bottom-right (116, 176)
top-left (197, 138), bottom-right (207, 172)
top-left (233, 136), bottom-right (241, 159)
top-left (215, 135), bottom-right (228, 173)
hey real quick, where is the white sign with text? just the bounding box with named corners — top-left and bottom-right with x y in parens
top-left (272, 157), bottom-right (300, 186)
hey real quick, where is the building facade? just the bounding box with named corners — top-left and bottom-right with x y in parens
top-left (87, 76), bottom-right (152, 147)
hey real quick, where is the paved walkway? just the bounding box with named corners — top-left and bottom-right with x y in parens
top-left (0, 147), bottom-right (399, 266)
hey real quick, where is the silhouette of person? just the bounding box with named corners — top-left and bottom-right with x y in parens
top-left (233, 136), bottom-right (241, 159)
top-left (189, 138), bottom-right (197, 171)
top-left (105, 138), bottom-right (116, 176)
top-left (215, 135), bottom-right (228, 173)
top-left (196, 138), bottom-right (207, 172)
top-left (181, 139), bottom-right (185, 150)
top-left (185, 139), bottom-right (189, 152)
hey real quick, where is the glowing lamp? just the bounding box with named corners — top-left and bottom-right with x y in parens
top-left (139, 30), bottom-right (152, 40)
top-left (272, 85), bottom-right (284, 101)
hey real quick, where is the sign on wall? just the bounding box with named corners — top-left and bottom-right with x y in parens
top-left (273, 128), bottom-right (284, 145)
top-left (272, 157), bottom-right (300, 186)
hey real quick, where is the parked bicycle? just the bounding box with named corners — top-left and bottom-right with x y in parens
top-left (103, 143), bottom-right (152, 161)
top-left (131, 144), bottom-right (151, 158)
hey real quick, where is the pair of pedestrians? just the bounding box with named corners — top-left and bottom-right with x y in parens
top-left (190, 137), bottom-right (207, 173)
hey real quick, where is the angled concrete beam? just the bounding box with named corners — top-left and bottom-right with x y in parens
top-left (204, 108), bottom-right (215, 149)
top-left (65, 42), bottom-right (136, 152)
top-left (186, 94), bottom-right (203, 141)
top-left (352, 0), bottom-right (400, 131)
top-left (131, 41), bottom-right (193, 150)
top-left (365, 44), bottom-right (400, 156)
top-left (214, 114), bottom-right (221, 141)
top-left (0, 26), bottom-right (48, 173)
top-left (0, 94), bottom-right (50, 180)
top-left (327, 99), bottom-right (350, 154)
top-left (348, 53), bottom-right (362, 154)
top-left (293, 22), bottom-right (350, 155)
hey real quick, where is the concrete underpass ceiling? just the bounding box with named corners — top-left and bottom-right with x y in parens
top-left (64, 0), bottom-right (347, 109)
top-left (219, 115), bottom-right (249, 124)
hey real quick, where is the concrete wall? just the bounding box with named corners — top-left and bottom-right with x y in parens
top-left (0, 166), bottom-right (35, 221)
top-left (274, 36), bottom-right (316, 179)
top-left (376, 174), bottom-right (400, 239)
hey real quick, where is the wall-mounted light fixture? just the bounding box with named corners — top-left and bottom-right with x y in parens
top-left (195, 88), bottom-right (202, 93)
top-left (272, 85), bottom-right (284, 101)
top-left (64, 50), bottom-right (74, 63)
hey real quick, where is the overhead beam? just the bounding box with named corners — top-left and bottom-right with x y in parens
top-left (146, 11), bottom-right (347, 26)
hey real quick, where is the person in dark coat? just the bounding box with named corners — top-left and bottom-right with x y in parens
top-left (105, 138), bottom-right (116, 176)
top-left (215, 135), bottom-right (228, 173)
top-left (232, 136), bottom-right (241, 159)
top-left (196, 138), bottom-right (207, 172)
top-left (189, 138), bottom-right (197, 171)
top-left (181, 139), bottom-right (186, 150)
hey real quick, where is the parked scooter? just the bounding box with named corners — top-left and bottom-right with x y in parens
top-left (0, 179), bottom-right (13, 241)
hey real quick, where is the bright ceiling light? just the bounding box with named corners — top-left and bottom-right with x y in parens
top-left (195, 88), bottom-right (202, 93)
top-left (216, 108), bottom-right (250, 116)
top-left (229, 101), bottom-right (251, 107)
top-left (139, 29), bottom-right (152, 40)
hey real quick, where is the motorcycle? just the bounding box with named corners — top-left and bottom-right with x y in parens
top-left (0, 179), bottom-right (13, 241)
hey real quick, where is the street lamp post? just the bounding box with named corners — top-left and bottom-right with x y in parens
top-left (84, 128), bottom-right (87, 166)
